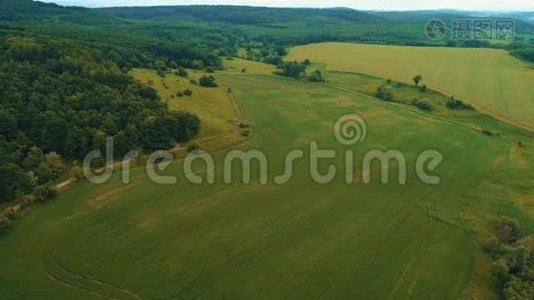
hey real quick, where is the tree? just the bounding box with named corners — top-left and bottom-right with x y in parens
top-left (154, 60), bottom-right (167, 71)
top-left (199, 75), bottom-right (218, 87)
top-left (499, 216), bottom-right (521, 243)
top-left (376, 85), bottom-right (394, 102)
top-left (175, 67), bottom-right (188, 77)
top-left (44, 152), bottom-right (64, 175)
top-left (413, 99), bottom-right (433, 112)
top-left (184, 89), bottom-right (193, 96)
top-left (275, 61), bottom-right (306, 79)
top-left (23, 146), bottom-right (45, 171)
top-left (0, 163), bottom-right (31, 203)
top-left (69, 165), bottom-right (84, 182)
top-left (413, 74), bottom-right (423, 86)
top-left (309, 70), bottom-right (325, 82)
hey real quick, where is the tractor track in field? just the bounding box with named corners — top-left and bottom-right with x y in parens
top-left (42, 248), bottom-right (142, 299)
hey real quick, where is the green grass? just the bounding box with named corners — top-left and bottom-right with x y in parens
top-left (2, 65), bottom-right (534, 298)
top-left (287, 42), bottom-right (534, 130)
top-left (130, 68), bottom-right (239, 141)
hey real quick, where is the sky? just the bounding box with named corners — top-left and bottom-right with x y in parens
top-left (39, 0), bottom-right (534, 11)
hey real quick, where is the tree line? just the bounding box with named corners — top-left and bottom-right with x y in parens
top-left (0, 35), bottom-right (200, 206)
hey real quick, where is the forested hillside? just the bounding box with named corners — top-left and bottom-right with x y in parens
top-left (0, 1), bottom-right (207, 205)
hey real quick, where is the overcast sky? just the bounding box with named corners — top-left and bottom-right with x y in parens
top-left (39, 0), bottom-right (534, 11)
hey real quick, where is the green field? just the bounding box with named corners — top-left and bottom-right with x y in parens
top-left (286, 42), bottom-right (534, 129)
top-left (1, 58), bottom-right (534, 298)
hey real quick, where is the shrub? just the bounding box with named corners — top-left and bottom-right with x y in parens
top-left (241, 68), bottom-right (247, 73)
top-left (241, 130), bottom-right (250, 137)
top-left (190, 79), bottom-right (197, 85)
top-left (413, 99), bottom-right (433, 112)
top-left (413, 74), bottom-right (423, 86)
top-left (485, 236), bottom-right (501, 257)
top-left (33, 184), bottom-right (56, 203)
top-left (309, 70), bottom-right (325, 82)
top-left (420, 84), bottom-right (428, 92)
top-left (206, 67), bottom-right (215, 73)
top-left (275, 61), bottom-right (306, 78)
top-left (482, 129), bottom-right (496, 137)
top-left (176, 91), bottom-right (184, 97)
top-left (499, 216), bottom-right (522, 243)
top-left (175, 67), bottom-right (189, 77)
top-left (199, 75), bottom-right (218, 87)
top-left (376, 85), bottom-right (394, 102)
top-left (69, 165), bottom-right (84, 182)
top-left (184, 89), bottom-right (193, 96)
top-left (447, 98), bottom-right (473, 110)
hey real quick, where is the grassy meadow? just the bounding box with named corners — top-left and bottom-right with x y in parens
top-left (1, 58), bottom-right (534, 299)
top-left (286, 42), bottom-right (534, 129)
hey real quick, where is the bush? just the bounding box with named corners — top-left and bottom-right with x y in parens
top-left (499, 216), bottom-right (522, 243)
top-left (482, 129), bottom-right (496, 137)
top-left (275, 61), bottom-right (306, 78)
top-left (413, 99), bottom-right (433, 112)
top-left (175, 67), bottom-right (189, 78)
top-left (485, 236), bottom-right (501, 256)
top-left (241, 68), bottom-right (247, 73)
top-left (420, 84), bottom-right (428, 92)
top-left (69, 165), bottom-right (84, 182)
top-left (486, 217), bottom-right (534, 299)
top-left (190, 79), bottom-right (197, 85)
top-left (184, 89), bottom-right (193, 96)
top-left (309, 70), bottom-right (325, 82)
top-left (376, 85), bottom-right (394, 102)
top-left (199, 75), bottom-right (218, 87)
top-left (413, 74), bottom-right (423, 86)
top-left (447, 98), bottom-right (473, 110)
top-left (206, 67), bottom-right (215, 73)
top-left (176, 91), bottom-right (184, 97)
top-left (33, 184), bottom-right (56, 203)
